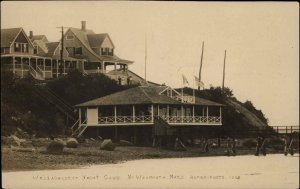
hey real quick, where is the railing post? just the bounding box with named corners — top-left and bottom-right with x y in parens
top-left (151, 104), bottom-right (154, 122)
top-left (133, 105), bottom-right (135, 123)
top-left (21, 57), bottom-right (24, 78)
top-left (167, 105), bottom-right (169, 123)
top-left (43, 58), bottom-right (45, 78)
top-left (206, 106), bottom-right (209, 124)
top-left (12, 56), bottom-right (15, 74)
top-left (219, 106), bottom-right (222, 124)
top-left (79, 108), bottom-right (81, 126)
top-left (114, 106), bottom-right (117, 123)
top-left (158, 105), bottom-right (160, 117)
top-left (181, 105), bottom-right (184, 123)
top-left (192, 106), bottom-right (195, 123)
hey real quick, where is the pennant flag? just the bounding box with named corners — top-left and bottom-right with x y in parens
top-left (182, 74), bottom-right (189, 85)
top-left (194, 76), bottom-right (204, 87)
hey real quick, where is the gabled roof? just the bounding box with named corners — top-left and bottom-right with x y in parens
top-left (67, 27), bottom-right (132, 64)
top-left (75, 86), bottom-right (224, 107)
top-left (87, 33), bottom-right (115, 48)
top-left (45, 42), bottom-right (60, 57)
top-left (33, 40), bottom-right (48, 54)
top-left (1, 28), bottom-right (23, 47)
top-left (31, 35), bottom-right (48, 42)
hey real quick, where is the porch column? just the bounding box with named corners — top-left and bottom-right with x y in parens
top-left (181, 105), bottom-right (184, 122)
top-left (157, 105), bottom-right (160, 117)
top-left (219, 106), bottom-right (222, 123)
top-left (114, 62), bottom-right (117, 70)
top-left (63, 60), bottom-right (66, 74)
top-left (167, 105), bottom-right (169, 122)
top-left (206, 106), bottom-right (209, 124)
top-left (43, 58), bottom-right (45, 78)
top-left (21, 57), bottom-right (24, 78)
top-left (102, 62), bottom-right (105, 73)
top-left (56, 60), bottom-right (59, 77)
top-left (12, 56), bottom-right (15, 74)
top-left (133, 105), bottom-right (135, 123)
top-left (151, 104), bottom-right (154, 122)
top-left (79, 108), bottom-right (81, 125)
top-left (192, 106), bottom-right (195, 123)
top-left (50, 59), bottom-right (53, 72)
top-left (114, 106), bottom-right (117, 123)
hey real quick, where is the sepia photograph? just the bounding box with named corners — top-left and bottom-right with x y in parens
top-left (1, 1), bottom-right (299, 189)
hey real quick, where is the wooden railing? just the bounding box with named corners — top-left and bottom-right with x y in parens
top-left (95, 115), bottom-right (221, 125)
top-left (98, 115), bottom-right (152, 124)
top-left (160, 115), bottom-right (221, 124)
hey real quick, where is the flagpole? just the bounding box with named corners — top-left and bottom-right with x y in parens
top-left (198, 41), bottom-right (204, 90)
top-left (222, 50), bottom-right (226, 92)
top-left (193, 76), bottom-right (195, 103)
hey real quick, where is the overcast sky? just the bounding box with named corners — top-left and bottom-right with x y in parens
top-left (1, 2), bottom-right (299, 126)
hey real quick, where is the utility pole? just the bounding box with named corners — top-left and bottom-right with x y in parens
top-left (222, 50), bottom-right (227, 92)
top-left (144, 34), bottom-right (147, 82)
top-left (56, 26), bottom-right (66, 77)
top-left (198, 41), bottom-right (204, 90)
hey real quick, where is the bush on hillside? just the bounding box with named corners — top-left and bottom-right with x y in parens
top-left (47, 70), bottom-right (137, 105)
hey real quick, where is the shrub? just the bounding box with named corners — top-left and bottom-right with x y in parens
top-left (242, 139), bottom-right (257, 149)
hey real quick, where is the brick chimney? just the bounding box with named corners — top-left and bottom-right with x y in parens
top-left (81, 21), bottom-right (86, 31)
top-left (29, 31), bottom-right (33, 39)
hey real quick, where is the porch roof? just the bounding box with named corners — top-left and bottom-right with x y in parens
top-left (75, 86), bottom-right (224, 107)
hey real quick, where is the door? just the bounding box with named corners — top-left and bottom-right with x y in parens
top-left (87, 107), bottom-right (98, 124)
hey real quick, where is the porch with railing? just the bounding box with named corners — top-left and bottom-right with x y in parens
top-left (82, 115), bottom-right (221, 126)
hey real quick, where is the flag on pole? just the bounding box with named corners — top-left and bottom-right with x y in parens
top-left (182, 74), bottom-right (189, 86)
top-left (194, 76), bottom-right (204, 88)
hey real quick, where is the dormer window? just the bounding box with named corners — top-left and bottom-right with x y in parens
top-left (101, 48), bottom-right (113, 56)
top-left (66, 35), bottom-right (74, 40)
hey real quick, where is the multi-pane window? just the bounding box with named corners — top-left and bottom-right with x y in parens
top-left (100, 48), bottom-right (113, 56)
top-left (75, 47), bottom-right (82, 55)
top-left (14, 43), bottom-right (29, 53)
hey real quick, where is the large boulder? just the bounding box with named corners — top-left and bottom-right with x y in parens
top-left (100, 139), bottom-right (115, 151)
top-left (1, 135), bottom-right (23, 146)
top-left (66, 138), bottom-right (79, 148)
top-left (54, 138), bottom-right (66, 146)
top-left (46, 141), bottom-right (64, 154)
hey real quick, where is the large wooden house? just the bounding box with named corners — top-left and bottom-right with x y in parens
top-left (73, 86), bottom-right (224, 144)
top-left (1, 22), bottom-right (149, 85)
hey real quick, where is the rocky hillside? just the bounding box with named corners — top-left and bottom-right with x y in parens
top-left (1, 70), bottom-right (269, 137)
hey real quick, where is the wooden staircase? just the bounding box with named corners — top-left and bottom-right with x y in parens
top-left (33, 85), bottom-right (77, 127)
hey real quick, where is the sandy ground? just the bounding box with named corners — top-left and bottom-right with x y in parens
top-left (2, 144), bottom-right (263, 171)
top-left (2, 154), bottom-right (299, 189)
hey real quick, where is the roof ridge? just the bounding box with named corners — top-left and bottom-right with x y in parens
top-left (139, 87), bottom-right (154, 103)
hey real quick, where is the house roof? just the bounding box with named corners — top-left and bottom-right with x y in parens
top-left (67, 28), bottom-right (132, 64)
top-left (33, 40), bottom-right (48, 55)
top-left (45, 42), bottom-right (60, 57)
top-left (31, 35), bottom-right (48, 42)
top-left (75, 86), bottom-right (224, 107)
top-left (87, 33), bottom-right (115, 48)
top-left (1, 28), bottom-right (22, 47)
